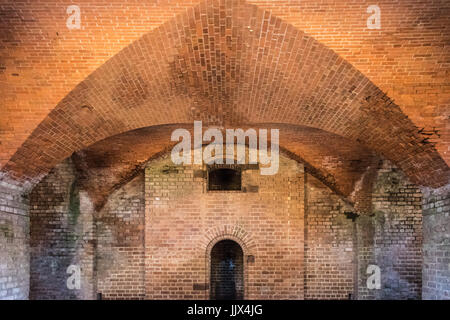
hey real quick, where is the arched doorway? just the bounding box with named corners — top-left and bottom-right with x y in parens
top-left (210, 240), bottom-right (244, 300)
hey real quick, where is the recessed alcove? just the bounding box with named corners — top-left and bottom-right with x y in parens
top-left (210, 240), bottom-right (244, 300)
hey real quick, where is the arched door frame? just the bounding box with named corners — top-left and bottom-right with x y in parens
top-left (205, 235), bottom-right (250, 300)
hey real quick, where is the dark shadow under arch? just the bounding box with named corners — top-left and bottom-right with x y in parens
top-left (210, 239), bottom-right (244, 300)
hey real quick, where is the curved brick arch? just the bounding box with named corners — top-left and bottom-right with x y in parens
top-left (204, 231), bottom-right (253, 300)
top-left (69, 123), bottom-right (375, 209)
top-left (1, 0), bottom-right (448, 188)
top-left (203, 225), bottom-right (256, 256)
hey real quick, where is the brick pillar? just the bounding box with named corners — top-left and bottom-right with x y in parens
top-left (422, 185), bottom-right (450, 300)
top-left (77, 191), bottom-right (96, 300)
top-left (0, 176), bottom-right (29, 300)
top-left (355, 161), bottom-right (423, 300)
top-left (29, 159), bottom-right (96, 299)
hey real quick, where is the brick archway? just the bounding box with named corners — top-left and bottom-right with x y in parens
top-left (208, 239), bottom-right (245, 300)
top-left (203, 226), bottom-right (254, 300)
top-left (1, 0), bottom-right (449, 302)
top-left (61, 124), bottom-right (376, 210)
top-left (1, 0), bottom-right (448, 191)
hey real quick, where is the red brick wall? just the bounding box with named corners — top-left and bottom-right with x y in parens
top-left (0, 178), bottom-right (29, 299)
top-left (96, 173), bottom-right (146, 299)
top-left (29, 159), bottom-right (95, 300)
top-left (1, 0), bottom-right (448, 171)
top-left (144, 151), bottom-right (305, 299)
top-left (2, 0), bottom-right (448, 191)
top-left (357, 161), bottom-right (423, 300)
top-left (422, 185), bottom-right (450, 299)
top-left (1, 0), bottom-right (446, 300)
top-left (371, 162), bottom-right (422, 299)
top-left (24, 154), bottom-right (426, 300)
top-left (304, 174), bottom-right (355, 299)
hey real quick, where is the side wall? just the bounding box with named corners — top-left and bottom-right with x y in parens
top-left (96, 173), bottom-right (145, 299)
top-left (357, 161), bottom-right (423, 300)
top-left (25, 157), bottom-right (427, 300)
top-left (144, 153), bottom-right (305, 299)
top-left (28, 158), bottom-right (146, 300)
top-left (304, 174), bottom-right (355, 299)
top-left (0, 179), bottom-right (29, 299)
top-left (422, 185), bottom-right (450, 299)
top-left (29, 159), bottom-right (95, 299)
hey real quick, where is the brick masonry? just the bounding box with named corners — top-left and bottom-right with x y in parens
top-left (96, 173), bottom-right (146, 299)
top-left (0, 0), bottom-right (448, 301)
top-left (357, 161), bottom-right (423, 300)
top-left (372, 163), bottom-right (422, 299)
top-left (304, 174), bottom-right (355, 299)
top-left (0, 177), bottom-right (29, 300)
top-left (29, 159), bottom-right (95, 300)
top-left (20, 151), bottom-right (431, 300)
top-left (304, 160), bottom-right (423, 300)
top-left (2, 0), bottom-right (449, 190)
top-left (422, 185), bottom-right (450, 299)
top-left (144, 150), bottom-right (305, 299)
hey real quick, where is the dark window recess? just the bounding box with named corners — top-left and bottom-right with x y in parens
top-left (208, 168), bottom-right (241, 191)
top-left (210, 240), bottom-right (244, 300)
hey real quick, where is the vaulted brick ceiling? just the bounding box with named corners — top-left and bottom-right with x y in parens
top-left (71, 124), bottom-right (376, 209)
top-left (1, 0), bottom-right (449, 190)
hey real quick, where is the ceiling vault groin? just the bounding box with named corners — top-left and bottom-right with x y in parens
top-left (0, 0), bottom-right (448, 192)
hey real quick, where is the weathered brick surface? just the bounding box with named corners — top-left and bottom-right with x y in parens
top-left (372, 163), bottom-right (422, 299)
top-left (0, 0), bottom-right (448, 301)
top-left (96, 173), bottom-right (145, 299)
top-left (304, 174), bottom-right (354, 299)
top-left (0, 178), bottom-right (29, 300)
top-left (29, 159), bottom-right (95, 300)
top-left (71, 124), bottom-right (376, 210)
top-left (1, 0), bottom-right (448, 190)
top-left (357, 161), bottom-right (423, 300)
top-left (304, 161), bottom-right (424, 300)
top-left (144, 150), bottom-right (305, 299)
top-left (422, 185), bottom-right (450, 300)
top-left (21, 152), bottom-right (430, 300)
